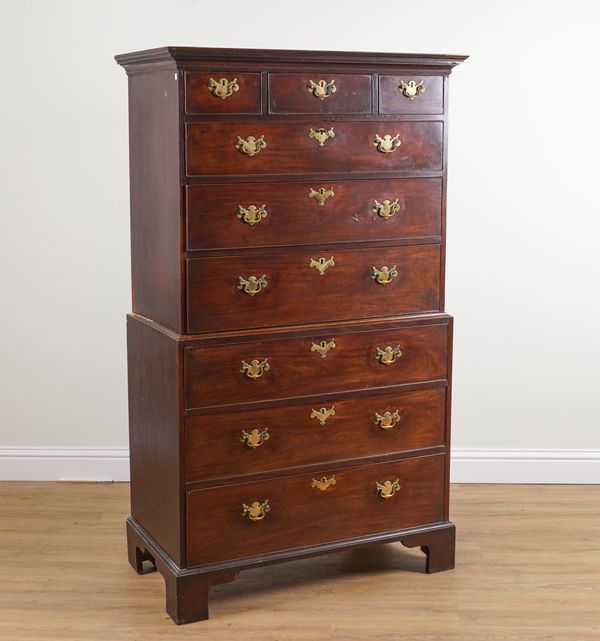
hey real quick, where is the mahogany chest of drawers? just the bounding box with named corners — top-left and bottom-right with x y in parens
top-left (116, 46), bottom-right (466, 624)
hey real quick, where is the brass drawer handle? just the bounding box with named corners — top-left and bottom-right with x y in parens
top-left (308, 187), bottom-right (335, 206)
top-left (237, 204), bottom-right (268, 226)
top-left (235, 135), bottom-right (266, 157)
top-left (240, 358), bottom-right (270, 379)
top-left (307, 79), bottom-right (336, 100)
top-left (372, 265), bottom-right (398, 285)
top-left (241, 499), bottom-right (270, 521)
top-left (311, 475), bottom-right (336, 491)
top-left (310, 406), bottom-right (336, 425)
top-left (310, 256), bottom-right (335, 276)
top-left (399, 80), bottom-right (425, 100)
top-left (241, 428), bottom-right (270, 449)
top-left (207, 76), bottom-right (239, 99)
top-left (374, 411), bottom-right (401, 431)
top-left (372, 199), bottom-right (400, 219)
top-left (376, 479), bottom-right (401, 499)
top-left (374, 133), bottom-right (401, 153)
top-left (375, 346), bottom-right (403, 365)
top-left (310, 339), bottom-right (336, 358)
top-left (237, 274), bottom-right (267, 296)
top-left (309, 127), bottom-right (335, 147)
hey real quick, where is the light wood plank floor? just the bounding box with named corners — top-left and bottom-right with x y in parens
top-left (1, 482), bottom-right (599, 640)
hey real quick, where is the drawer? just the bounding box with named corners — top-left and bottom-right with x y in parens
top-left (186, 387), bottom-right (446, 482)
top-left (184, 320), bottom-right (449, 409)
top-left (186, 453), bottom-right (445, 566)
top-left (186, 244), bottom-right (441, 333)
top-left (186, 121), bottom-right (443, 176)
top-left (186, 178), bottom-right (442, 251)
top-left (379, 75), bottom-right (444, 115)
top-left (185, 72), bottom-right (261, 114)
top-left (268, 73), bottom-right (372, 114)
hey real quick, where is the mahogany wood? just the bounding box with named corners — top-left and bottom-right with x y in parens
top-left (186, 244), bottom-right (441, 332)
top-left (185, 72), bottom-right (261, 114)
top-left (186, 453), bottom-right (445, 566)
top-left (127, 316), bottom-right (183, 564)
top-left (268, 73), bottom-right (372, 114)
top-left (186, 121), bottom-right (443, 176)
top-left (184, 319), bottom-right (449, 409)
top-left (127, 69), bottom-right (182, 332)
top-left (186, 178), bottom-right (442, 251)
top-left (117, 46), bottom-right (465, 624)
top-left (185, 386), bottom-right (447, 482)
top-left (379, 75), bottom-right (444, 114)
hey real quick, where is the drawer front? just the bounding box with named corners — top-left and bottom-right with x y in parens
top-left (187, 244), bottom-right (441, 333)
top-left (186, 453), bottom-right (445, 566)
top-left (379, 75), bottom-right (444, 115)
top-left (269, 73), bottom-right (372, 114)
top-left (186, 121), bottom-right (443, 176)
top-left (184, 321), bottom-right (448, 409)
top-left (186, 178), bottom-right (442, 250)
top-left (186, 387), bottom-right (446, 482)
top-left (185, 72), bottom-right (261, 114)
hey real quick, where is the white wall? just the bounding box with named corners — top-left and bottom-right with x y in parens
top-left (1, 0), bottom-right (599, 481)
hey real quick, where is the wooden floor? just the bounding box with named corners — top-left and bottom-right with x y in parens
top-left (1, 483), bottom-right (599, 640)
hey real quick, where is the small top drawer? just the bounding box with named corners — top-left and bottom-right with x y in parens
top-left (379, 75), bottom-right (443, 114)
top-left (185, 72), bottom-right (261, 114)
top-left (269, 73), bottom-right (372, 114)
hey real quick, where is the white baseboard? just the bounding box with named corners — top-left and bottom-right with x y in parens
top-left (450, 448), bottom-right (600, 484)
top-left (0, 447), bottom-right (599, 483)
top-left (0, 447), bottom-right (130, 482)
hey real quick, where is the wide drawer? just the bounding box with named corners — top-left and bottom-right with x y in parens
top-left (186, 121), bottom-right (443, 176)
top-left (379, 75), bottom-right (444, 114)
top-left (268, 73), bottom-right (372, 114)
top-left (184, 320), bottom-right (449, 409)
top-left (186, 387), bottom-right (446, 482)
top-left (186, 178), bottom-right (442, 250)
top-left (186, 453), bottom-right (446, 566)
top-left (185, 72), bottom-right (261, 114)
top-left (186, 244), bottom-right (441, 333)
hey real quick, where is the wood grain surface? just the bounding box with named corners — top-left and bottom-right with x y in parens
top-left (184, 320), bottom-right (449, 409)
top-left (186, 178), bottom-right (442, 251)
top-left (185, 386), bottom-right (447, 482)
top-left (186, 121), bottom-right (443, 175)
top-left (186, 244), bottom-right (442, 332)
top-left (2, 482), bottom-right (598, 639)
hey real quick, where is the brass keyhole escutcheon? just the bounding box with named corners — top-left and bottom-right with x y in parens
top-left (311, 475), bottom-right (336, 491)
top-left (307, 79), bottom-right (337, 100)
top-left (375, 479), bottom-right (401, 499)
top-left (309, 127), bottom-right (335, 147)
top-left (373, 134), bottom-right (401, 153)
top-left (237, 204), bottom-right (268, 226)
top-left (240, 358), bottom-right (270, 380)
top-left (207, 77), bottom-right (239, 99)
top-left (310, 339), bottom-right (336, 358)
top-left (375, 346), bottom-right (403, 366)
top-left (241, 499), bottom-right (271, 521)
top-left (399, 79), bottom-right (425, 100)
top-left (235, 135), bottom-right (266, 157)
top-left (310, 406), bottom-right (336, 425)
top-left (372, 265), bottom-right (398, 285)
top-left (237, 274), bottom-right (268, 296)
top-left (372, 199), bottom-right (400, 220)
top-left (308, 187), bottom-right (335, 206)
top-left (241, 428), bottom-right (270, 449)
top-left (374, 411), bottom-right (401, 431)
top-left (309, 256), bottom-right (335, 276)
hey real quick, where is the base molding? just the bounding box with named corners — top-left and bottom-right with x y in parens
top-left (126, 516), bottom-right (455, 624)
top-left (2, 447), bottom-right (599, 483)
